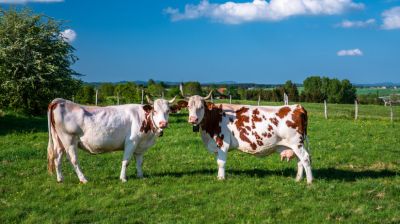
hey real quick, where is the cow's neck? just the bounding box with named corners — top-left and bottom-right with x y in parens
top-left (200, 102), bottom-right (223, 138)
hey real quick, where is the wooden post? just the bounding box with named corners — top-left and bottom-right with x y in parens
top-left (258, 94), bottom-right (260, 106)
top-left (324, 100), bottom-right (328, 119)
top-left (284, 93), bottom-right (288, 105)
top-left (162, 91), bottom-right (164, 99)
top-left (229, 95), bottom-right (232, 104)
top-left (95, 89), bottom-right (98, 106)
top-left (141, 89), bottom-right (144, 105)
top-left (354, 99), bottom-right (358, 120)
top-left (117, 92), bottom-right (120, 105)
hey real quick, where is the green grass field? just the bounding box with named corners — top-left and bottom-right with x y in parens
top-left (1, 101), bottom-right (400, 223)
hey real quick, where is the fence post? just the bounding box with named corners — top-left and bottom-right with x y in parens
top-left (284, 93), bottom-right (288, 105)
top-left (95, 89), bottom-right (98, 106)
top-left (141, 89), bottom-right (144, 105)
top-left (258, 94), bottom-right (260, 106)
top-left (354, 99), bottom-right (358, 120)
top-left (229, 95), bottom-right (232, 104)
top-left (324, 100), bottom-right (328, 119)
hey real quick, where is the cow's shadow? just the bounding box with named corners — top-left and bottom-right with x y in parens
top-left (150, 167), bottom-right (398, 182)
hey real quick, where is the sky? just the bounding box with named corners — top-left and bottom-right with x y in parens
top-left (0, 0), bottom-right (399, 84)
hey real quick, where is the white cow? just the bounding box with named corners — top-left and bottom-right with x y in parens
top-left (47, 96), bottom-right (176, 183)
top-left (178, 92), bottom-right (313, 183)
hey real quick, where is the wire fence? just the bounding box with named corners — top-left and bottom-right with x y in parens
top-left (213, 99), bottom-right (399, 122)
top-left (70, 90), bottom-right (398, 122)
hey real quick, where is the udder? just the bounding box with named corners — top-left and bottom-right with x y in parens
top-left (280, 149), bottom-right (296, 162)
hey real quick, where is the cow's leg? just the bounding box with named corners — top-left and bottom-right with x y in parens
top-left (134, 152), bottom-right (144, 178)
top-left (216, 148), bottom-right (228, 180)
top-left (292, 145), bottom-right (313, 184)
top-left (65, 139), bottom-right (87, 183)
top-left (295, 160), bottom-right (304, 182)
top-left (54, 149), bottom-right (64, 183)
top-left (120, 139), bottom-right (137, 182)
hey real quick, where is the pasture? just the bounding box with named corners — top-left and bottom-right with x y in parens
top-left (1, 101), bottom-right (400, 223)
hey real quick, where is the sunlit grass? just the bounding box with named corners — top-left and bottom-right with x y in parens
top-left (1, 102), bottom-right (399, 223)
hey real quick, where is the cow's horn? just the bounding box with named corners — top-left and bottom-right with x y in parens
top-left (203, 91), bottom-right (213, 100)
top-left (169, 96), bottom-right (177, 104)
top-left (146, 95), bottom-right (154, 104)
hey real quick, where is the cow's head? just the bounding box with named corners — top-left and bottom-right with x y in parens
top-left (145, 96), bottom-right (177, 131)
top-left (177, 91), bottom-right (212, 126)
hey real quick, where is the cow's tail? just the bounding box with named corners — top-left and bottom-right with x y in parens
top-left (300, 105), bottom-right (312, 163)
top-left (47, 101), bottom-right (58, 174)
top-left (298, 105), bottom-right (310, 151)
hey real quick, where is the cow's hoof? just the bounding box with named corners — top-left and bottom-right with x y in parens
top-left (120, 178), bottom-right (128, 183)
top-left (217, 176), bottom-right (225, 180)
top-left (79, 178), bottom-right (88, 184)
top-left (57, 178), bottom-right (64, 183)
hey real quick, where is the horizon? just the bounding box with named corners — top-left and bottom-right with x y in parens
top-left (1, 0), bottom-right (399, 84)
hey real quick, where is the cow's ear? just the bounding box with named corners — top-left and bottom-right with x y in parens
top-left (142, 104), bottom-right (153, 113)
top-left (177, 100), bottom-right (188, 108)
top-left (169, 104), bottom-right (180, 113)
top-left (170, 100), bottom-right (188, 113)
top-left (205, 102), bottom-right (214, 110)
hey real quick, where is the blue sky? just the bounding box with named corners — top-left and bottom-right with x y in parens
top-left (1, 0), bottom-right (399, 84)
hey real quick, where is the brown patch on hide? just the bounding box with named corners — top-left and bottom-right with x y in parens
top-left (251, 109), bottom-right (262, 129)
top-left (269, 117), bottom-right (279, 126)
top-left (286, 105), bottom-right (308, 136)
top-left (276, 106), bottom-right (291, 119)
top-left (200, 102), bottom-right (224, 148)
top-left (140, 106), bottom-right (154, 133)
top-left (235, 107), bottom-right (257, 150)
top-left (268, 125), bottom-right (273, 132)
top-left (252, 131), bottom-right (264, 146)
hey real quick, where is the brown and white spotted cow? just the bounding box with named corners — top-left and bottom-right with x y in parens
top-left (47, 96), bottom-right (176, 183)
top-left (179, 92), bottom-right (313, 183)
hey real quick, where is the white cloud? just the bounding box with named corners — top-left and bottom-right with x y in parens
top-left (0, 0), bottom-right (63, 3)
top-left (60, 29), bottom-right (76, 43)
top-left (336, 18), bottom-right (375, 28)
top-left (165, 0), bottom-right (365, 24)
top-left (381, 6), bottom-right (400, 30)
top-left (337, 48), bottom-right (363, 56)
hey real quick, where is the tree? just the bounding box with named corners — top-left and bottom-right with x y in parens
top-left (327, 78), bottom-right (342, 103)
top-left (0, 8), bottom-right (81, 114)
top-left (340, 79), bottom-right (356, 103)
top-left (183, 82), bottom-right (202, 96)
top-left (283, 80), bottom-right (299, 102)
top-left (303, 76), bottom-right (324, 102)
top-left (114, 82), bottom-right (139, 104)
top-left (75, 85), bottom-right (95, 104)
